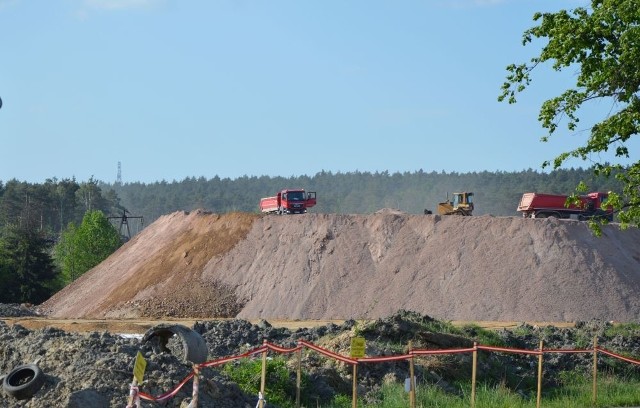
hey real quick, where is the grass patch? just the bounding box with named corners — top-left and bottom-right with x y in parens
top-left (459, 323), bottom-right (506, 347)
top-left (604, 322), bottom-right (640, 338)
top-left (221, 355), bottom-right (315, 408)
top-left (320, 372), bottom-right (640, 407)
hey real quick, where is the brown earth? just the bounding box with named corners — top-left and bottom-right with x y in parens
top-left (0, 317), bottom-right (575, 335)
top-left (40, 209), bottom-right (640, 323)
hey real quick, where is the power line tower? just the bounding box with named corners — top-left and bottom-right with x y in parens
top-left (108, 210), bottom-right (143, 241)
top-left (116, 161), bottom-right (122, 185)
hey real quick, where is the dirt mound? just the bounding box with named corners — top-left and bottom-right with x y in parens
top-left (42, 210), bottom-right (256, 319)
top-left (41, 211), bottom-right (640, 322)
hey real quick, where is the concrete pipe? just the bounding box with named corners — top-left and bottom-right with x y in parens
top-left (142, 324), bottom-right (208, 364)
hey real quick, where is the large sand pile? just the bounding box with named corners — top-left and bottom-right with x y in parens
top-left (41, 209), bottom-right (640, 322)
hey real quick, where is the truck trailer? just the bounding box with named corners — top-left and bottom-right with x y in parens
top-left (259, 189), bottom-right (317, 214)
top-left (517, 192), bottom-right (612, 221)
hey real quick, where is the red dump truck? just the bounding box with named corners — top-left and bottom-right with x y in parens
top-left (517, 192), bottom-right (613, 221)
top-left (259, 189), bottom-right (317, 214)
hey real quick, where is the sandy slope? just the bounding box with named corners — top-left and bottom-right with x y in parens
top-left (41, 209), bottom-right (640, 322)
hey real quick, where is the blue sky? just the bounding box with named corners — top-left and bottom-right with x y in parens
top-left (1, 0), bottom-right (627, 184)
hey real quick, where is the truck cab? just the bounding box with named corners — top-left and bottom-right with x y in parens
top-left (259, 189), bottom-right (317, 214)
top-left (280, 190), bottom-right (316, 214)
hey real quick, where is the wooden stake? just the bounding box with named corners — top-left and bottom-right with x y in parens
top-left (352, 364), bottom-right (358, 408)
top-left (191, 364), bottom-right (200, 407)
top-left (296, 347), bottom-right (302, 408)
top-left (536, 340), bottom-right (543, 408)
top-left (592, 335), bottom-right (598, 405)
top-left (471, 342), bottom-right (477, 408)
top-left (126, 379), bottom-right (138, 408)
top-left (259, 340), bottom-right (267, 408)
top-left (409, 341), bottom-right (415, 408)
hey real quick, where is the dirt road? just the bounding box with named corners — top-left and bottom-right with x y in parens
top-left (1, 317), bottom-right (574, 334)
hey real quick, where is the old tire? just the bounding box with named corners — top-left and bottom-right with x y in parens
top-left (142, 324), bottom-right (208, 364)
top-left (2, 364), bottom-right (45, 400)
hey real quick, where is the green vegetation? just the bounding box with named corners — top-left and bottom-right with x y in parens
top-left (55, 210), bottom-right (122, 284)
top-left (223, 362), bottom-right (640, 408)
top-left (1, 168), bottom-right (624, 234)
top-left (217, 315), bottom-right (640, 408)
top-left (500, 0), bottom-right (640, 232)
top-left (221, 356), bottom-right (315, 408)
top-left (459, 324), bottom-right (505, 347)
top-left (604, 322), bottom-right (640, 338)
top-left (0, 224), bottom-right (59, 303)
top-left (104, 167), bottom-right (622, 226)
top-left (230, 370), bottom-right (640, 408)
top-left (0, 178), bottom-right (124, 303)
top-left (320, 373), bottom-right (640, 407)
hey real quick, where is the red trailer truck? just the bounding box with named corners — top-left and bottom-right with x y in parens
top-left (517, 192), bottom-right (612, 221)
top-left (259, 189), bottom-right (317, 214)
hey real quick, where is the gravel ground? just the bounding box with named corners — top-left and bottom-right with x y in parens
top-left (3, 308), bottom-right (640, 407)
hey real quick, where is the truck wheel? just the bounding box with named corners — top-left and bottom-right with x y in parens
top-left (2, 364), bottom-right (45, 400)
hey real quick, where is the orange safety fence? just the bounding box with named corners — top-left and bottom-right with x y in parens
top-left (129, 339), bottom-right (640, 405)
top-left (597, 347), bottom-right (640, 365)
top-left (411, 346), bottom-right (476, 356)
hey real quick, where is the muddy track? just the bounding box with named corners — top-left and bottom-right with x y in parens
top-left (1, 317), bottom-right (574, 334)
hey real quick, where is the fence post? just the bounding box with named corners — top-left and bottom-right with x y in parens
top-left (592, 335), bottom-right (598, 405)
top-left (409, 341), bottom-right (415, 408)
top-left (536, 340), bottom-right (543, 408)
top-left (471, 342), bottom-right (477, 408)
top-left (259, 340), bottom-right (267, 408)
top-left (126, 379), bottom-right (139, 408)
top-left (191, 364), bottom-right (200, 407)
top-left (296, 346), bottom-right (302, 408)
top-left (352, 363), bottom-right (358, 408)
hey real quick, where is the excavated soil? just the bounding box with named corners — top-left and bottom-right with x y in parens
top-left (41, 210), bottom-right (640, 322)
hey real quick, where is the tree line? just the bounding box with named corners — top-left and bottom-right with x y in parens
top-left (106, 167), bottom-right (622, 225)
top-left (0, 178), bottom-right (122, 304)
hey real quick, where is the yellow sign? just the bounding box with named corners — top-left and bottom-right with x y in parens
top-left (133, 351), bottom-right (147, 384)
top-left (350, 337), bottom-right (366, 358)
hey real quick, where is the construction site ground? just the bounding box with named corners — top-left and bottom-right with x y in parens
top-left (0, 317), bottom-right (575, 334)
top-left (2, 210), bottom-right (640, 407)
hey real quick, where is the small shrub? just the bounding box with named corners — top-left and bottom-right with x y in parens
top-left (222, 356), bottom-right (306, 408)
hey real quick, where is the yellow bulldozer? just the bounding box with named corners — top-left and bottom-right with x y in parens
top-left (425, 192), bottom-right (474, 216)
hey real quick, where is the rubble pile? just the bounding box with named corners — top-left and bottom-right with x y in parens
top-left (2, 309), bottom-right (640, 407)
top-left (0, 303), bottom-right (40, 318)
